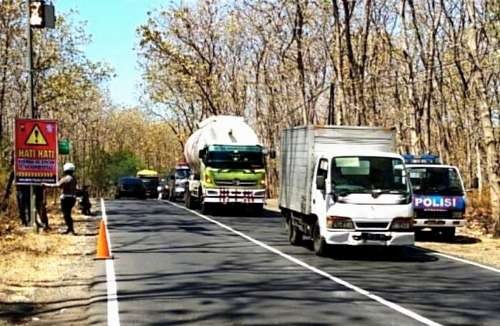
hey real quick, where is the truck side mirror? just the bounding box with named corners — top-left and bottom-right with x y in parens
top-left (471, 177), bottom-right (479, 189)
top-left (316, 175), bottom-right (326, 190)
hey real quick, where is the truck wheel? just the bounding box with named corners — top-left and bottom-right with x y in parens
top-left (312, 221), bottom-right (328, 256)
top-left (442, 227), bottom-right (455, 240)
top-left (250, 204), bottom-right (264, 216)
top-left (288, 218), bottom-right (302, 245)
top-left (185, 190), bottom-right (195, 209)
top-left (200, 201), bottom-right (211, 215)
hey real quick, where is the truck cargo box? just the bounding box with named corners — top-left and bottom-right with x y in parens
top-left (279, 126), bottom-right (396, 215)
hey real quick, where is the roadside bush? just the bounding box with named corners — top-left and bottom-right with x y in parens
top-left (465, 190), bottom-right (493, 234)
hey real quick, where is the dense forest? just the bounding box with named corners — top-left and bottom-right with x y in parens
top-left (0, 0), bottom-right (498, 233)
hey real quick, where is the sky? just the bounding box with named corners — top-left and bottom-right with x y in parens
top-left (56, 0), bottom-right (167, 107)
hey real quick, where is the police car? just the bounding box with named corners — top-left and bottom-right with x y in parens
top-left (403, 154), bottom-right (467, 239)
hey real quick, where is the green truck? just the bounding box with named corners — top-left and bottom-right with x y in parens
top-left (183, 116), bottom-right (268, 214)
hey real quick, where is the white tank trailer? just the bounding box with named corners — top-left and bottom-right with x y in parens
top-left (183, 116), bottom-right (268, 214)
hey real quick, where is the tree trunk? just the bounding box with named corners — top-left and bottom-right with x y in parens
top-left (478, 100), bottom-right (500, 236)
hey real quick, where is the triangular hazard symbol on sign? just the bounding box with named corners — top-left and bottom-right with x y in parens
top-left (25, 125), bottom-right (48, 145)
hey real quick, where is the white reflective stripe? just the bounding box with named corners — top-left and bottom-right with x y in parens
top-left (100, 199), bottom-right (120, 326)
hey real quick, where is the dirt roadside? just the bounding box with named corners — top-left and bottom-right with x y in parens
top-left (265, 199), bottom-right (500, 269)
top-left (0, 204), bottom-right (99, 325)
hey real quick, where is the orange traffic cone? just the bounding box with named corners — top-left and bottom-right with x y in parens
top-left (95, 219), bottom-right (113, 260)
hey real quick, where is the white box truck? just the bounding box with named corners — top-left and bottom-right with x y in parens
top-left (279, 126), bottom-right (414, 256)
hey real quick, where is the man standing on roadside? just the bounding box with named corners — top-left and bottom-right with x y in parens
top-left (44, 163), bottom-right (77, 235)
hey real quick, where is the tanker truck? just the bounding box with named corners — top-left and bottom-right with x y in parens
top-left (183, 116), bottom-right (267, 214)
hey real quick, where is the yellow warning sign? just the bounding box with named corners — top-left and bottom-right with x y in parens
top-left (25, 125), bottom-right (48, 145)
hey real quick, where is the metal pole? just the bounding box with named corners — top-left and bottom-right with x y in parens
top-left (27, 0), bottom-right (38, 232)
top-left (27, 0), bottom-right (35, 119)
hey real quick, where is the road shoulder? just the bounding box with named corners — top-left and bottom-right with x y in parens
top-left (0, 207), bottom-right (98, 325)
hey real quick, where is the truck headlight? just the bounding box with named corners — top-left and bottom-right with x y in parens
top-left (204, 174), bottom-right (213, 185)
top-left (327, 216), bottom-right (354, 229)
top-left (391, 217), bottom-right (413, 230)
top-left (452, 211), bottom-right (463, 218)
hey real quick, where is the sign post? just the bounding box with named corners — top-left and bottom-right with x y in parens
top-left (23, 1), bottom-right (56, 232)
top-left (14, 119), bottom-right (58, 231)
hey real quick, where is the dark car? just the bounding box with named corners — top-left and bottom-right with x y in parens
top-left (139, 176), bottom-right (159, 198)
top-left (115, 177), bottom-right (146, 199)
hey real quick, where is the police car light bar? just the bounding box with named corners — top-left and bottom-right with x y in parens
top-left (403, 154), bottom-right (440, 164)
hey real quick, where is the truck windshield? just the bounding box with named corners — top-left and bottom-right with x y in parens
top-left (175, 169), bottom-right (190, 179)
top-left (206, 150), bottom-right (264, 169)
top-left (408, 167), bottom-right (464, 195)
top-left (331, 156), bottom-right (409, 195)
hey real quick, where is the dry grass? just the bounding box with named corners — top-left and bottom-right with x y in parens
top-left (0, 204), bottom-right (97, 325)
top-left (417, 229), bottom-right (500, 268)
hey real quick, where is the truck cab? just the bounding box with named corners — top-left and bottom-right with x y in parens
top-left (191, 144), bottom-right (266, 212)
top-left (279, 125), bottom-right (414, 256)
top-left (404, 154), bottom-right (466, 239)
top-left (183, 116), bottom-right (268, 214)
top-left (167, 164), bottom-right (191, 201)
top-left (309, 152), bottom-right (414, 252)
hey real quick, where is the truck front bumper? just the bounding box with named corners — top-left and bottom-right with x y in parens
top-left (413, 219), bottom-right (465, 228)
top-left (174, 187), bottom-right (185, 196)
top-left (324, 231), bottom-right (414, 246)
top-left (203, 188), bottom-right (266, 204)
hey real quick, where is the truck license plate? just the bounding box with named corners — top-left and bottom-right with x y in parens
top-left (425, 220), bottom-right (445, 225)
top-left (361, 233), bottom-right (387, 241)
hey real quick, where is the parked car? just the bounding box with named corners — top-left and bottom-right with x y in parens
top-left (403, 154), bottom-right (467, 240)
top-left (137, 169), bottom-right (160, 198)
top-left (115, 177), bottom-right (147, 199)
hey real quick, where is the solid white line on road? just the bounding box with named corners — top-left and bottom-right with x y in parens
top-left (168, 201), bottom-right (442, 326)
top-left (100, 199), bottom-right (120, 326)
top-left (428, 251), bottom-right (500, 274)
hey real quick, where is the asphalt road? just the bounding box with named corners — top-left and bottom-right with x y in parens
top-left (93, 199), bottom-right (500, 326)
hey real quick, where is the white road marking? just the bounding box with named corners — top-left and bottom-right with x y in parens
top-left (100, 199), bottom-right (121, 326)
top-left (427, 251), bottom-right (500, 274)
top-left (168, 201), bottom-right (442, 326)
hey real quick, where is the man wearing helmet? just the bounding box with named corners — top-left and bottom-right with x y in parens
top-left (44, 162), bottom-right (78, 235)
